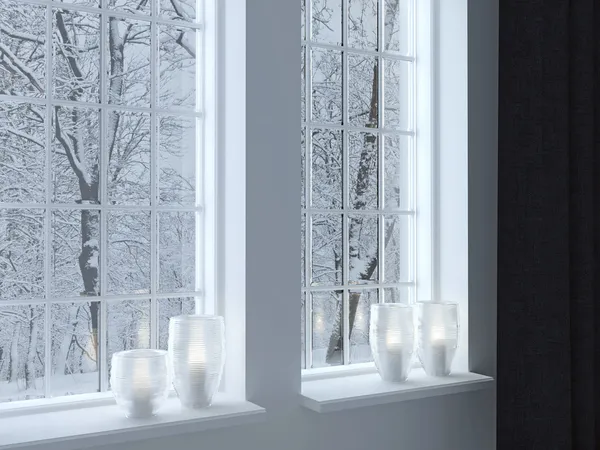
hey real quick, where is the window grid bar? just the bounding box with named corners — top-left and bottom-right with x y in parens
top-left (303, 0), bottom-right (417, 371)
top-left (302, 40), bottom-right (414, 61)
top-left (305, 0), bottom-right (314, 368)
top-left (0, 95), bottom-right (203, 118)
top-left (409, 0), bottom-right (417, 302)
top-left (43, 2), bottom-right (53, 400)
top-left (19, 0), bottom-right (203, 28)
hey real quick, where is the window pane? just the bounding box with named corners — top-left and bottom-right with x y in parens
top-left (348, 0), bottom-right (378, 50)
top-left (384, 214), bottom-right (411, 282)
top-left (311, 0), bottom-right (342, 45)
top-left (301, 47), bottom-right (306, 122)
top-left (384, 0), bottom-right (412, 55)
top-left (301, 214), bottom-right (306, 287)
top-left (0, 209), bottom-right (45, 301)
top-left (311, 291), bottom-right (343, 368)
top-left (106, 17), bottom-right (151, 107)
top-left (0, 304), bottom-right (45, 403)
top-left (384, 134), bottom-right (411, 210)
top-left (158, 297), bottom-right (196, 350)
top-left (107, 299), bottom-right (150, 375)
top-left (51, 301), bottom-right (100, 396)
top-left (349, 289), bottom-right (377, 363)
top-left (311, 128), bottom-right (342, 209)
top-left (159, 0), bottom-right (197, 22)
top-left (384, 59), bottom-right (411, 130)
top-left (349, 132), bottom-right (378, 209)
top-left (52, 209), bottom-right (101, 298)
top-left (383, 286), bottom-right (411, 304)
top-left (107, 111), bottom-right (151, 206)
top-left (0, 102), bottom-right (46, 204)
top-left (158, 115), bottom-right (197, 206)
top-left (311, 48), bottom-right (342, 124)
top-left (301, 128), bottom-right (306, 208)
top-left (56, 0), bottom-right (99, 6)
top-left (158, 212), bottom-right (196, 293)
top-left (53, 9), bottom-right (101, 103)
top-left (301, 294), bottom-right (306, 369)
top-left (0, 1), bottom-right (46, 98)
top-left (301, 0), bottom-right (306, 40)
top-left (348, 54), bottom-right (378, 127)
top-left (159, 26), bottom-right (197, 110)
top-left (349, 214), bottom-right (378, 284)
top-left (311, 214), bottom-right (342, 286)
top-left (52, 106), bottom-right (100, 204)
top-left (109, 0), bottom-right (151, 15)
top-left (107, 211), bottom-right (151, 295)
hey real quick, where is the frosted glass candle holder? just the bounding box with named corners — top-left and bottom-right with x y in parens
top-left (417, 302), bottom-right (459, 377)
top-left (110, 349), bottom-right (170, 419)
top-left (168, 315), bottom-right (225, 409)
top-left (369, 304), bottom-right (415, 382)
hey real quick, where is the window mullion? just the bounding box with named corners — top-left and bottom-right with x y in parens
top-left (341, 0), bottom-right (350, 366)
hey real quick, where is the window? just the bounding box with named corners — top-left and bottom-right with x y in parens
top-left (301, 0), bottom-right (419, 370)
top-left (0, 0), bottom-right (214, 403)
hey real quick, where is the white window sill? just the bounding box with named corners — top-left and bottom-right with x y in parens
top-left (0, 394), bottom-right (265, 450)
top-left (300, 369), bottom-right (494, 413)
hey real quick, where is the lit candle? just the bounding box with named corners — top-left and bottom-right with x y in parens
top-left (130, 357), bottom-right (154, 418)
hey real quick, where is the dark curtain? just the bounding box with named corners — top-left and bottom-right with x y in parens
top-left (498, 1), bottom-right (600, 449)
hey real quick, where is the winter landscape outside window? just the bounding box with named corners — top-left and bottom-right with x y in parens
top-left (0, 0), bottom-right (212, 403)
top-left (301, 0), bottom-right (416, 369)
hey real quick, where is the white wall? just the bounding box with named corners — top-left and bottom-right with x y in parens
top-left (93, 0), bottom-right (498, 448)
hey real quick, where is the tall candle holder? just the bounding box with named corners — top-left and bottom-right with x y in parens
top-left (110, 349), bottom-right (170, 418)
top-left (168, 315), bottom-right (225, 409)
top-left (369, 303), bottom-right (415, 382)
top-left (417, 302), bottom-right (459, 377)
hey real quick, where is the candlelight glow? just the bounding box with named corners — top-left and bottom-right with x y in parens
top-left (430, 326), bottom-right (446, 342)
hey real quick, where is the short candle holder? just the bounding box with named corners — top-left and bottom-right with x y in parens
top-left (417, 302), bottom-right (459, 377)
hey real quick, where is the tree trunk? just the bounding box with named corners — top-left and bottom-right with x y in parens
top-left (25, 308), bottom-right (39, 389)
top-left (9, 321), bottom-right (20, 383)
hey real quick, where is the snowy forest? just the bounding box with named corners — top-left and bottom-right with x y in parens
top-left (302, 0), bottom-right (414, 368)
top-left (0, 0), bottom-right (199, 402)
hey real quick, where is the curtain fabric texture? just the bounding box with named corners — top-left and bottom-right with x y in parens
top-left (498, 1), bottom-right (600, 448)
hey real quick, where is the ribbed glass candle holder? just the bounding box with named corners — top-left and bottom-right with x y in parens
top-left (110, 349), bottom-right (170, 419)
top-left (369, 304), bottom-right (415, 382)
top-left (168, 315), bottom-right (225, 409)
top-left (417, 302), bottom-right (459, 377)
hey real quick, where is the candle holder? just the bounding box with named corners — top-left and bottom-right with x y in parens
top-left (369, 303), bottom-right (415, 382)
top-left (417, 302), bottom-right (459, 377)
top-left (168, 315), bottom-right (225, 409)
top-left (110, 349), bottom-right (170, 419)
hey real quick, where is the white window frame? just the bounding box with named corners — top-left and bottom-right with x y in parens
top-left (301, 0), bottom-right (434, 377)
top-left (0, 0), bottom-right (223, 408)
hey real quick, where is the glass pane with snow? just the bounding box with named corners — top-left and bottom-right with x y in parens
top-left (384, 134), bottom-right (411, 210)
top-left (383, 58), bottom-right (412, 131)
top-left (383, 214), bottom-right (411, 282)
top-left (54, 0), bottom-right (98, 6)
top-left (383, 286), bottom-right (411, 304)
top-left (311, 214), bottom-right (343, 286)
top-left (52, 106), bottom-right (100, 204)
top-left (301, 214), bottom-right (306, 287)
top-left (301, 0), bottom-right (306, 40)
top-left (301, 294), bottom-right (306, 369)
top-left (301, 47), bottom-right (306, 122)
top-left (109, 0), bottom-right (151, 15)
top-left (311, 49), bottom-right (342, 124)
top-left (311, 128), bottom-right (342, 210)
top-left (383, 0), bottom-right (413, 55)
top-left (52, 9), bottom-right (100, 103)
top-left (159, 0), bottom-right (197, 22)
top-left (348, 0), bottom-right (378, 50)
top-left (349, 132), bottom-right (378, 209)
top-left (0, 304), bottom-right (45, 403)
top-left (159, 25), bottom-right (197, 110)
top-left (107, 299), bottom-right (150, 376)
top-left (349, 289), bottom-right (378, 363)
top-left (50, 302), bottom-right (100, 397)
top-left (105, 17), bottom-right (151, 107)
top-left (349, 214), bottom-right (379, 284)
top-left (0, 1), bottom-right (46, 98)
top-left (107, 111), bottom-right (151, 206)
top-left (158, 297), bottom-right (196, 350)
top-left (107, 211), bottom-right (151, 295)
top-left (311, 0), bottom-right (342, 45)
top-left (0, 209), bottom-right (45, 301)
top-left (348, 54), bottom-right (379, 128)
top-left (301, 128), bottom-right (306, 208)
top-left (311, 291), bottom-right (343, 368)
top-left (52, 209), bottom-right (101, 298)
top-left (158, 115), bottom-right (197, 206)
top-left (0, 102), bottom-right (46, 204)
top-left (158, 211), bottom-right (196, 293)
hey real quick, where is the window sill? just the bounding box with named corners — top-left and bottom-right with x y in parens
top-left (0, 394), bottom-right (265, 450)
top-left (300, 369), bottom-right (494, 413)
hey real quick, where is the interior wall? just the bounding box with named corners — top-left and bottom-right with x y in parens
top-left (92, 0), bottom-right (498, 448)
